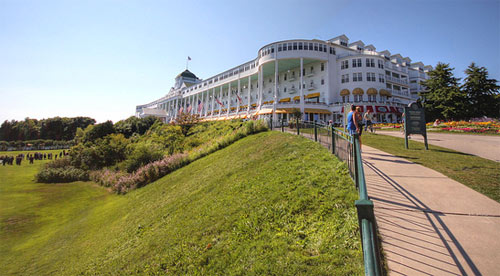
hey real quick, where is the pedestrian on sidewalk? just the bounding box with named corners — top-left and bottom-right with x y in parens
top-left (364, 110), bottom-right (374, 132)
top-left (347, 105), bottom-right (357, 136)
top-left (355, 106), bottom-right (363, 150)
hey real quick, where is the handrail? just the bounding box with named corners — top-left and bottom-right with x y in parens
top-left (276, 119), bottom-right (382, 275)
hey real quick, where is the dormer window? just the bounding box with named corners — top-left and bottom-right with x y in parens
top-left (357, 47), bottom-right (363, 51)
top-left (340, 41), bottom-right (347, 46)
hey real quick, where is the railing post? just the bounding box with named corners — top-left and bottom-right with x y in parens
top-left (270, 117), bottom-right (273, 130)
top-left (314, 121), bottom-right (318, 142)
top-left (331, 126), bottom-right (335, 155)
top-left (281, 119), bottom-right (284, 132)
top-left (297, 120), bottom-right (300, 135)
top-left (353, 133), bottom-right (359, 189)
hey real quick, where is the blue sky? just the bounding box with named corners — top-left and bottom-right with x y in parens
top-left (1, 0), bottom-right (498, 123)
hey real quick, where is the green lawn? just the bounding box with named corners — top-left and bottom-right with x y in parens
top-left (0, 132), bottom-right (363, 275)
top-left (362, 133), bottom-right (500, 202)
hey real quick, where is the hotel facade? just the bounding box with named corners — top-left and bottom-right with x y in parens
top-left (136, 34), bottom-right (432, 123)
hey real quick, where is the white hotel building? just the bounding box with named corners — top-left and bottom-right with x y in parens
top-left (136, 34), bottom-right (432, 123)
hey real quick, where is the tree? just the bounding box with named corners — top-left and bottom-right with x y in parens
top-left (420, 63), bottom-right (467, 121)
top-left (175, 113), bottom-right (200, 136)
top-left (462, 62), bottom-right (500, 118)
top-left (82, 121), bottom-right (115, 143)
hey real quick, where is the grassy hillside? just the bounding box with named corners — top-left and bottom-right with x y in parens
top-left (1, 132), bottom-right (363, 275)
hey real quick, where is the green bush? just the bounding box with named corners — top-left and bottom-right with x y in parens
top-left (36, 167), bottom-right (89, 183)
top-left (124, 141), bottom-right (165, 173)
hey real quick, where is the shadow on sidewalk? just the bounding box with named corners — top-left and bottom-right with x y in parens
top-left (363, 158), bottom-right (482, 276)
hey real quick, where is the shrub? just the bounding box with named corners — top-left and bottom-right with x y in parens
top-left (124, 141), bottom-right (164, 173)
top-left (36, 167), bottom-right (89, 183)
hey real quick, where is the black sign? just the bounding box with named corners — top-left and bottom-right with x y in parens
top-left (404, 102), bottom-right (428, 150)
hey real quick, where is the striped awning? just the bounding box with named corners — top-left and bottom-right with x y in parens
top-left (353, 88), bottom-right (364, 95)
top-left (379, 89), bottom-right (392, 96)
top-left (305, 92), bottom-right (320, 99)
top-left (279, 97), bottom-right (291, 102)
top-left (256, 108), bottom-right (273, 115)
top-left (293, 96), bottom-right (301, 101)
top-left (304, 108), bottom-right (332, 115)
top-left (340, 89), bottom-right (350, 96)
top-left (367, 88), bottom-right (378, 95)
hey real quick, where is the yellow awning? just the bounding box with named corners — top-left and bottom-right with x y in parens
top-left (304, 108), bottom-right (332, 115)
top-left (275, 109), bottom-right (288, 114)
top-left (255, 108), bottom-right (273, 115)
top-left (379, 89), bottom-right (392, 96)
top-left (251, 103), bottom-right (257, 107)
top-left (367, 88), bottom-right (378, 95)
top-left (353, 88), bottom-right (364, 95)
top-left (293, 96), bottom-right (301, 101)
top-left (279, 97), bottom-right (291, 102)
top-left (305, 92), bottom-right (320, 99)
top-left (269, 100), bottom-right (274, 104)
top-left (340, 89), bottom-right (350, 96)
top-left (231, 107), bottom-right (236, 110)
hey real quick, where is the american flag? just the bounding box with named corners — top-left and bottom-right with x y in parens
top-left (215, 97), bottom-right (224, 107)
top-left (186, 103), bottom-right (192, 113)
top-left (179, 106), bottom-right (184, 114)
top-left (236, 94), bottom-right (243, 103)
top-left (198, 100), bottom-right (203, 113)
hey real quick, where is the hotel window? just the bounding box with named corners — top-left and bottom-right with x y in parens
top-left (341, 60), bottom-right (349, 70)
top-left (271, 48), bottom-right (274, 53)
top-left (366, 58), bottom-right (375, 67)
top-left (314, 43), bottom-right (318, 51)
top-left (342, 95), bottom-right (348, 103)
top-left (329, 47), bottom-right (335, 55)
top-left (298, 42), bottom-right (303, 50)
top-left (379, 74), bottom-right (385, 83)
top-left (341, 74), bottom-right (349, 83)
top-left (293, 42), bottom-right (298, 50)
top-left (303, 83), bottom-right (306, 89)
top-left (378, 60), bottom-right (384, 69)
top-left (353, 72), bottom-right (362, 82)
top-left (321, 79), bottom-right (325, 85)
top-left (354, 95), bottom-right (362, 102)
top-left (304, 43), bottom-right (308, 50)
top-left (269, 78), bottom-right (272, 83)
top-left (302, 68), bottom-right (305, 76)
top-left (288, 44), bottom-right (292, 50)
top-left (368, 95), bottom-right (376, 102)
top-left (340, 41), bottom-right (347, 46)
top-left (283, 43), bottom-right (287, 51)
top-left (319, 44), bottom-right (323, 52)
top-left (292, 71), bottom-right (295, 77)
top-left (284, 73), bottom-right (287, 81)
top-left (380, 95), bottom-right (387, 102)
top-left (310, 66), bottom-right (314, 73)
top-left (323, 45), bottom-right (327, 52)
top-left (284, 87), bottom-right (287, 93)
top-left (352, 58), bottom-right (362, 68)
top-left (367, 72), bottom-right (376, 82)
top-left (321, 63), bottom-right (325, 71)
top-left (309, 43), bottom-right (313, 50)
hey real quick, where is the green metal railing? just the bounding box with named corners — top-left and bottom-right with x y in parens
top-left (277, 119), bottom-right (382, 276)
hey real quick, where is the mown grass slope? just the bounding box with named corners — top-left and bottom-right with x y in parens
top-left (1, 132), bottom-right (363, 275)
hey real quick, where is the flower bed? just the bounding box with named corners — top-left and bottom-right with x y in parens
top-left (427, 120), bottom-right (500, 134)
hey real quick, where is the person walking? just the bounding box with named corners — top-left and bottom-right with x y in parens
top-left (364, 110), bottom-right (374, 133)
top-left (355, 106), bottom-right (363, 150)
top-left (347, 105), bottom-right (357, 136)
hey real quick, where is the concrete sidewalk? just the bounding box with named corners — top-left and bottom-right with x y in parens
top-left (363, 145), bottom-right (500, 276)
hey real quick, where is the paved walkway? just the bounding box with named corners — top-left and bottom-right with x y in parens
top-left (375, 130), bottom-right (500, 162)
top-left (363, 145), bottom-right (500, 276)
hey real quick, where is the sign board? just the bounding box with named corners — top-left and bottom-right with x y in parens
top-left (404, 102), bottom-right (428, 150)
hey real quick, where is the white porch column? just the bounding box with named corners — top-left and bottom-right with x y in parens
top-left (237, 77), bottom-right (241, 114)
top-left (227, 82), bottom-right (231, 118)
top-left (211, 88), bottom-right (215, 117)
top-left (258, 66), bottom-right (263, 110)
top-left (300, 57), bottom-right (304, 114)
top-left (273, 56), bottom-right (278, 122)
top-left (195, 93), bottom-right (199, 115)
top-left (218, 86), bottom-right (223, 118)
top-left (247, 75), bottom-right (251, 116)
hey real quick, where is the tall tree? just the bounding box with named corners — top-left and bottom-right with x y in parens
top-left (420, 63), bottom-right (467, 120)
top-left (462, 62), bottom-right (500, 118)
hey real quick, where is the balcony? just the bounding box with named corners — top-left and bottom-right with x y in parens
top-left (307, 84), bottom-right (316, 91)
top-left (385, 75), bottom-right (409, 86)
top-left (306, 71), bottom-right (315, 77)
